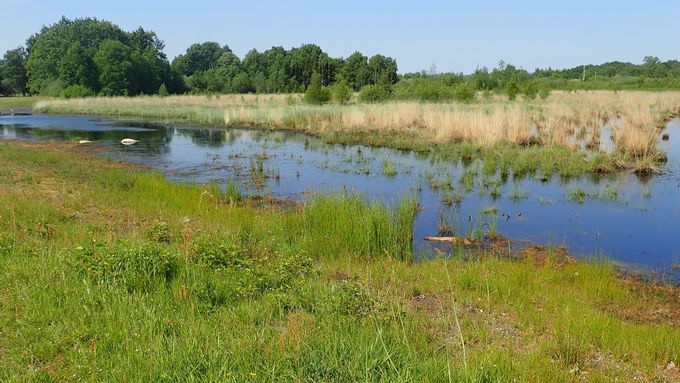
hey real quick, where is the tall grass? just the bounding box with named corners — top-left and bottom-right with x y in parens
top-left (33, 91), bottom-right (680, 177)
top-left (36, 91), bottom-right (679, 157)
top-left (296, 193), bottom-right (416, 260)
top-left (0, 96), bottom-right (48, 109)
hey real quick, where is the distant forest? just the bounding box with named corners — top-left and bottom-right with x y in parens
top-left (1, 17), bottom-right (680, 100)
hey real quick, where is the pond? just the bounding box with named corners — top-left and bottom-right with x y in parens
top-left (1, 114), bottom-right (679, 281)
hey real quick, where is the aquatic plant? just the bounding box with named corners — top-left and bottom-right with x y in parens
top-left (381, 158), bottom-right (398, 177)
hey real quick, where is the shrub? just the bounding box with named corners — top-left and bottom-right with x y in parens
top-left (41, 79), bottom-right (66, 97)
top-left (158, 83), bottom-right (169, 97)
top-left (520, 80), bottom-right (539, 100)
top-left (60, 84), bottom-right (95, 99)
top-left (331, 80), bottom-right (352, 104)
top-left (454, 82), bottom-right (476, 103)
top-left (411, 81), bottom-right (452, 102)
top-left (358, 84), bottom-right (392, 103)
top-left (304, 72), bottom-right (330, 105)
top-left (506, 77), bottom-right (520, 101)
top-left (539, 87), bottom-right (551, 100)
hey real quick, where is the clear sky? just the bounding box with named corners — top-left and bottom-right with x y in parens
top-left (1, 0), bottom-right (678, 74)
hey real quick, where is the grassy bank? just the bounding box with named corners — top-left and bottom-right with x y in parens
top-left (0, 96), bottom-right (47, 110)
top-left (35, 91), bottom-right (680, 175)
top-left (0, 141), bottom-right (678, 382)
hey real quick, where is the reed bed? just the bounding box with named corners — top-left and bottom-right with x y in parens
top-left (36, 91), bottom-right (680, 166)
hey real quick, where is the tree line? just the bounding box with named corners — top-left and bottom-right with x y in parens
top-left (2, 17), bottom-right (680, 99)
top-left (0, 17), bottom-right (397, 98)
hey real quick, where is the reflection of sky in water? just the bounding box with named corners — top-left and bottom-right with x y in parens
top-left (1, 114), bottom-right (679, 280)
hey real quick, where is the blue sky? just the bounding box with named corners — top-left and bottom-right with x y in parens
top-left (2, 0), bottom-right (678, 73)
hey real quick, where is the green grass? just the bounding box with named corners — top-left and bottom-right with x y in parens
top-left (381, 158), bottom-right (398, 177)
top-left (0, 142), bottom-right (678, 382)
top-left (568, 186), bottom-right (620, 203)
top-left (0, 96), bottom-right (46, 109)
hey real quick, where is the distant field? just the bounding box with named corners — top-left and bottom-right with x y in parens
top-left (35, 91), bottom-right (680, 175)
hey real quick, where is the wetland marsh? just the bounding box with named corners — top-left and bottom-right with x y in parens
top-left (2, 107), bottom-right (679, 279)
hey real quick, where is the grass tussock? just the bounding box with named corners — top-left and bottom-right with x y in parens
top-left (0, 141), bottom-right (679, 382)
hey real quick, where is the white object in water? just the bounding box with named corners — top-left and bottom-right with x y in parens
top-left (78, 140), bottom-right (93, 144)
top-left (120, 138), bottom-right (139, 145)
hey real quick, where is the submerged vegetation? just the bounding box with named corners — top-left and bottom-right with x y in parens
top-left (0, 141), bottom-right (679, 382)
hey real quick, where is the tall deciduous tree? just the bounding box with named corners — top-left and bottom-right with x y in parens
top-left (367, 54), bottom-right (398, 85)
top-left (176, 42), bottom-right (227, 76)
top-left (58, 42), bottom-right (98, 90)
top-left (25, 17), bottom-right (173, 95)
top-left (94, 40), bottom-right (132, 96)
top-left (1, 47), bottom-right (29, 95)
top-left (26, 17), bottom-right (127, 93)
top-left (340, 52), bottom-right (370, 91)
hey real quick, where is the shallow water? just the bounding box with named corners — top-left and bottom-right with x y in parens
top-left (1, 114), bottom-right (679, 280)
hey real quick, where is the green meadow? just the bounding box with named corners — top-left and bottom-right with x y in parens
top-left (0, 141), bottom-right (678, 382)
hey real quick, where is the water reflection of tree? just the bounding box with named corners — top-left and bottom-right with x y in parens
top-left (0, 122), bottom-right (175, 156)
top-left (177, 128), bottom-right (243, 147)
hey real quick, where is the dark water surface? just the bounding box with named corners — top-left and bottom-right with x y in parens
top-left (1, 114), bottom-right (679, 280)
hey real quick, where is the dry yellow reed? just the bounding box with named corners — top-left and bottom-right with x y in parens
top-left (36, 91), bottom-right (680, 157)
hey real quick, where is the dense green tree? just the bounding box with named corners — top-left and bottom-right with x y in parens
top-left (367, 54), bottom-right (398, 85)
top-left (58, 42), bottom-right (98, 90)
top-left (187, 71), bottom-right (208, 92)
top-left (169, 41), bottom-right (396, 95)
top-left (231, 72), bottom-right (254, 93)
top-left (26, 17), bottom-right (127, 93)
top-left (1, 47), bottom-right (29, 95)
top-left (288, 44), bottom-right (324, 89)
top-left (127, 28), bottom-right (172, 95)
top-left (340, 52), bottom-right (370, 90)
top-left (471, 67), bottom-right (497, 90)
top-left (24, 17), bottom-right (173, 96)
top-left (263, 46), bottom-right (291, 92)
top-left (176, 42), bottom-right (228, 76)
top-left (94, 40), bottom-right (133, 96)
